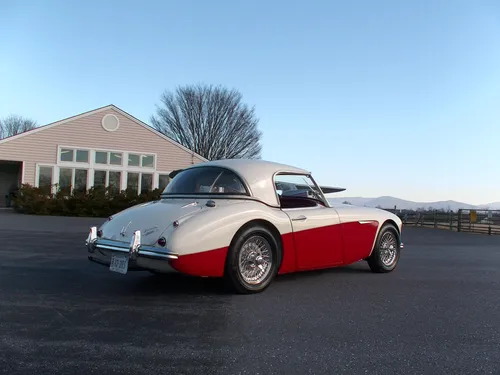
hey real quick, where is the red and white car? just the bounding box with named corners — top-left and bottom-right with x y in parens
top-left (86, 159), bottom-right (404, 294)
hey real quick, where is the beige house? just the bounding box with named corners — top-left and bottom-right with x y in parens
top-left (0, 104), bottom-right (207, 206)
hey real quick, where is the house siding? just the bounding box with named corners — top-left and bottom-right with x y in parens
top-left (0, 107), bottom-right (206, 186)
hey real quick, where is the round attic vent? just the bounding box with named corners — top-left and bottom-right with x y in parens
top-left (101, 114), bottom-right (120, 132)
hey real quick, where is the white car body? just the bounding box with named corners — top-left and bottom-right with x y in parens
top-left (86, 159), bottom-right (404, 293)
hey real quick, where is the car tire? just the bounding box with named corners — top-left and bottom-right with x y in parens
top-left (367, 223), bottom-right (401, 273)
top-left (224, 223), bottom-right (281, 294)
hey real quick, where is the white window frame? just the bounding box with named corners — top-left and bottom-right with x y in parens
top-left (125, 171), bottom-right (156, 193)
top-left (34, 165), bottom-right (174, 195)
top-left (127, 152), bottom-right (156, 169)
top-left (58, 146), bottom-right (91, 165)
top-left (57, 166), bottom-right (91, 193)
top-left (92, 169), bottom-right (120, 189)
top-left (21, 161), bottom-right (26, 184)
top-left (156, 171), bottom-right (172, 191)
top-left (35, 164), bottom-right (57, 194)
top-left (56, 145), bottom-right (157, 172)
top-left (54, 145), bottom-right (159, 195)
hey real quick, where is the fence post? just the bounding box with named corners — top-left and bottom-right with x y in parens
top-left (457, 209), bottom-right (462, 232)
top-left (434, 210), bottom-right (437, 228)
top-left (449, 211), bottom-right (452, 231)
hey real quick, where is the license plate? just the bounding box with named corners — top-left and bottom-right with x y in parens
top-left (109, 254), bottom-right (129, 274)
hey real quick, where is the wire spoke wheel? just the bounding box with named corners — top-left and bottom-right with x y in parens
top-left (237, 235), bottom-right (273, 285)
top-left (379, 231), bottom-right (398, 266)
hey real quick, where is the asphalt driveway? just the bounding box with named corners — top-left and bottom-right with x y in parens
top-left (1, 210), bottom-right (499, 374)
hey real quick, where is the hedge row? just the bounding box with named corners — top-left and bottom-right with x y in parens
top-left (11, 184), bottom-right (162, 217)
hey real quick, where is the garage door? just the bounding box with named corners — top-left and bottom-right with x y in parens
top-left (0, 162), bottom-right (21, 207)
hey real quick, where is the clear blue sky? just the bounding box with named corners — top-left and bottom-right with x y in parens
top-left (1, 0), bottom-right (499, 204)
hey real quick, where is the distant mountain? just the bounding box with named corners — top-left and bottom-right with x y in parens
top-left (480, 202), bottom-right (500, 210)
top-left (327, 195), bottom-right (500, 211)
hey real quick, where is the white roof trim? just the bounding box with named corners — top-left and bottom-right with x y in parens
top-left (0, 104), bottom-right (209, 162)
top-left (0, 105), bottom-right (112, 145)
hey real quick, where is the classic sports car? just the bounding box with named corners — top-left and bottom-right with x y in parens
top-left (86, 159), bottom-right (404, 294)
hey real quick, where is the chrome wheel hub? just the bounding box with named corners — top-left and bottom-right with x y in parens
top-left (380, 232), bottom-right (398, 266)
top-left (238, 235), bottom-right (273, 284)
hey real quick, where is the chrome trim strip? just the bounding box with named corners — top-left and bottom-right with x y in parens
top-left (87, 231), bottom-right (179, 260)
top-left (86, 226), bottom-right (98, 253)
top-left (97, 238), bottom-right (129, 247)
top-left (139, 250), bottom-right (179, 260)
top-left (358, 220), bottom-right (376, 224)
top-left (96, 244), bottom-right (129, 252)
top-left (129, 230), bottom-right (141, 261)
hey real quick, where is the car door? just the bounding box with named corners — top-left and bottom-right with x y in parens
top-left (282, 204), bottom-right (344, 270)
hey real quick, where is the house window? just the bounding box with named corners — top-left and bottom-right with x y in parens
top-left (59, 168), bottom-right (73, 193)
top-left (128, 153), bottom-right (140, 167)
top-left (54, 146), bottom-right (158, 195)
top-left (38, 166), bottom-right (53, 193)
top-left (95, 150), bottom-right (123, 166)
top-left (141, 173), bottom-right (153, 194)
top-left (126, 172), bottom-right (155, 194)
top-left (158, 174), bottom-right (171, 191)
top-left (109, 171), bottom-right (121, 192)
top-left (93, 170), bottom-right (121, 192)
top-left (128, 153), bottom-right (155, 168)
top-left (109, 152), bottom-right (122, 165)
top-left (59, 148), bottom-right (89, 163)
top-left (60, 149), bottom-right (73, 162)
top-left (142, 155), bottom-right (155, 168)
top-left (74, 169), bottom-right (88, 192)
top-left (95, 151), bottom-right (108, 164)
top-left (76, 150), bottom-right (89, 163)
top-left (94, 170), bottom-right (106, 189)
top-left (127, 172), bottom-right (139, 193)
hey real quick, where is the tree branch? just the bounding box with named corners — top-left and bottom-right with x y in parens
top-left (150, 84), bottom-right (262, 160)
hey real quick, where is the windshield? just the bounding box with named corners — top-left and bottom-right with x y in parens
top-left (162, 166), bottom-right (248, 195)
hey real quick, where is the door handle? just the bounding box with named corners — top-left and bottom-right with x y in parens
top-left (292, 215), bottom-right (307, 221)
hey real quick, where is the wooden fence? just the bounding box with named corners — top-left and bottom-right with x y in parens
top-left (381, 208), bottom-right (500, 236)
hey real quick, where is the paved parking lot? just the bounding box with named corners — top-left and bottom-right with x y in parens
top-left (1, 210), bottom-right (500, 374)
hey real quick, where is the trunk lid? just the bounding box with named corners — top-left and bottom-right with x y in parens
top-left (99, 199), bottom-right (202, 246)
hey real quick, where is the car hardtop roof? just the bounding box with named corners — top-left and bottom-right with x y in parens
top-left (186, 158), bottom-right (311, 178)
top-left (171, 159), bottom-right (339, 207)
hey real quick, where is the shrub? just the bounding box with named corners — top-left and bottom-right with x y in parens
top-left (12, 184), bottom-right (162, 217)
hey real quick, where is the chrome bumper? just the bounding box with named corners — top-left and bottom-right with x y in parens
top-left (85, 226), bottom-right (179, 261)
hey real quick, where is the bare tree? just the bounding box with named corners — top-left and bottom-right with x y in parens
top-left (0, 115), bottom-right (37, 139)
top-left (150, 84), bottom-right (262, 160)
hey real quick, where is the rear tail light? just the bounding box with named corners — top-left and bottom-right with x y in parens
top-left (157, 237), bottom-right (167, 247)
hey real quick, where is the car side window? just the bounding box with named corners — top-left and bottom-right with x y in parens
top-left (274, 174), bottom-right (326, 208)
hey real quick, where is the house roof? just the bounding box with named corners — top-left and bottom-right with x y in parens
top-left (0, 104), bottom-right (209, 162)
